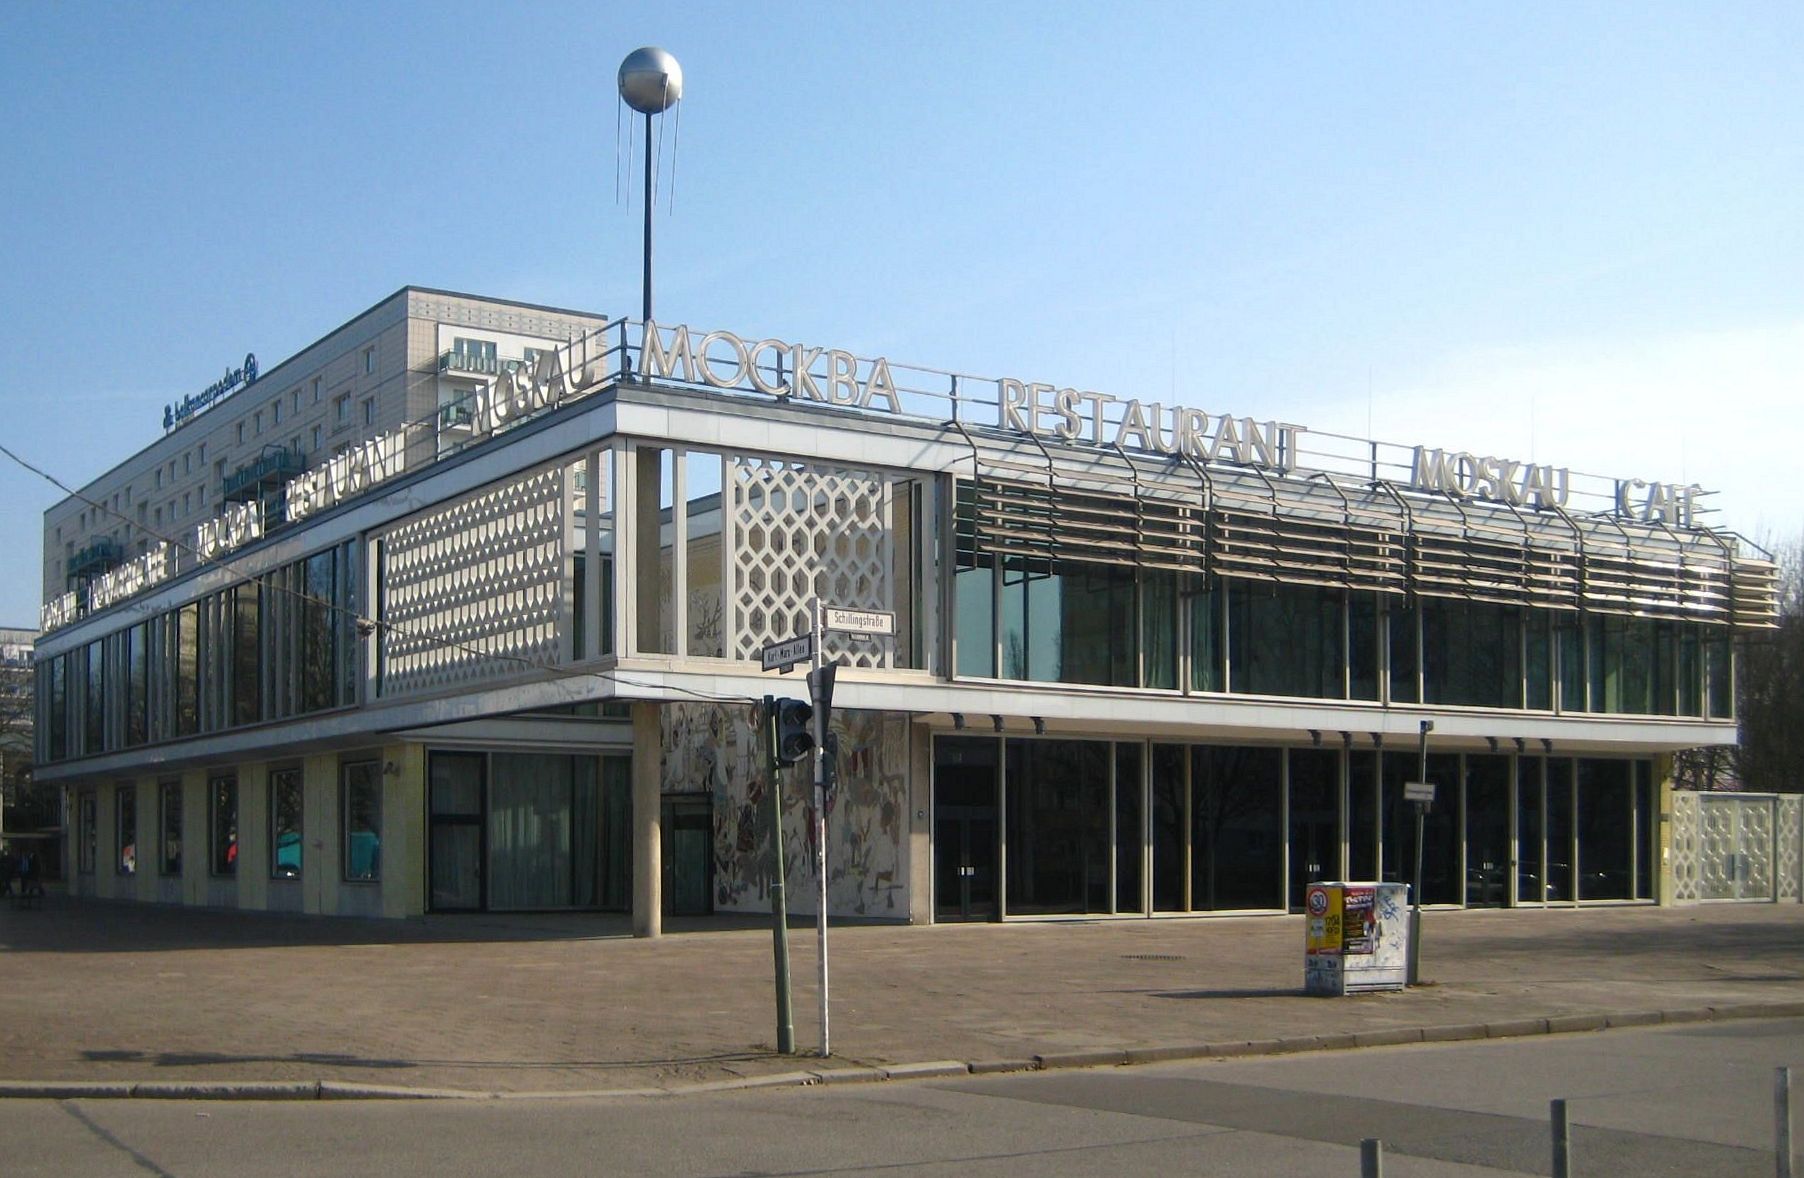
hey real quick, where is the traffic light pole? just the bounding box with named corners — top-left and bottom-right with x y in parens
top-left (763, 696), bottom-right (796, 1055)
top-left (810, 600), bottom-right (831, 1057)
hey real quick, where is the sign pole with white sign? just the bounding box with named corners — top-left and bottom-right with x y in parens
top-left (1408, 720), bottom-right (1434, 986)
top-left (810, 598), bottom-right (831, 1057)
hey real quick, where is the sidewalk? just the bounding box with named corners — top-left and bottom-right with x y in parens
top-left (2, 899), bottom-right (1801, 1097)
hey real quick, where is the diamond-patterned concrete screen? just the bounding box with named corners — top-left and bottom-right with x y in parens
top-left (731, 457), bottom-right (894, 668)
top-left (377, 465), bottom-right (568, 695)
top-left (1778, 795), bottom-right (1801, 902)
top-left (1669, 790), bottom-right (1700, 903)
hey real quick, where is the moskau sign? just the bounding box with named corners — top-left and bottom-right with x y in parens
top-left (165, 353), bottom-right (258, 430)
top-left (195, 500), bottom-right (263, 560)
top-left (639, 323), bottom-right (904, 413)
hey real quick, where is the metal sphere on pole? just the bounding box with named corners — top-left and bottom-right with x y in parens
top-left (617, 47), bottom-right (683, 325)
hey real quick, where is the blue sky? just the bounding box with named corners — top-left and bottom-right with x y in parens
top-left (2, 1), bottom-right (1799, 626)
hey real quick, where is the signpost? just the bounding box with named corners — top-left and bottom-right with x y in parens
top-left (763, 605), bottom-right (892, 1058)
top-left (1407, 719), bottom-right (1434, 986)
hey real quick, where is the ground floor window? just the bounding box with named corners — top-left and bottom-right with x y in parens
top-left (159, 781), bottom-right (182, 875)
top-left (77, 792), bottom-right (96, 874)
top-left (116, 785), bottom-right (136, 875)
top-left (209, 774), bottom-right (237, 876)
top-left (342, 760), bottom-right (382, 882)
top-left (426, 751), bottom-right (630, 912)
top-left (933, 736), bottom-right (1657, 919)
top-left (269, 766), bottom-right (303, 879)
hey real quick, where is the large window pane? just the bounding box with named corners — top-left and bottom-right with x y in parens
top-left (233, 584), bottom-right (261, 726)
top-left (1141, 571), bottom-right (1177, 690)
top-left (954, 562), bottom-right (995, 678)
top-left (342, 760), bottom-right (382, 882)
top-left (1466, 755), bottom-right (1511, 906)
top-left (1546, 758), bottom-right (1574, 902)
top-left (125, 623), bottom-right (148, 747)
top-left (1517, 757), bottom-right (1544, 902)
top-left (1191, 746), bottom-right (1283, 910)
top-left (1151, 743), bottom-right (1186, 911)
top-left (269, 767), bottom-right (303, 879)
top-left (1576, 759), bottom-right (1633, 900)
top-left (301, 551), bottom-right (337, 713)
top-left (1287, 748), bottom-right (1340, 908)
top-left (1422, 599), bottom-right (1520, 709)
top-left (1348, 750), bottom-right (1378, 881)
top-left (116, 786), bottom-right (137, 875)
top-left (489, 753), bottom-right (574, 910)
top-left (1228, 583), bottom-right (1342, 699)
top-left (160, 781), bottom-right (183, 875)
top-left (209, 774), bottom-right (237, 877)
top-left (1114, 743), bottom-right (1143, 913)
top-left (1189, 578), bottom-right (1222, 692)
top-left (1004, 740), bottom-right (1110, 915)
top-left (1381, 752), bottom-right (1461, 904)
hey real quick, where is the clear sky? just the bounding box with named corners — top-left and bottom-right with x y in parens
top-left (2, 1), bottom-right (1799, 628)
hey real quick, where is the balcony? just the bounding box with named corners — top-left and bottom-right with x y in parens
top-left (223, 446), bottom-right (305, 504)
top-left (66, 538), bottom-right (123, 580)
top-left (438, 351), bottom-right (523, 377)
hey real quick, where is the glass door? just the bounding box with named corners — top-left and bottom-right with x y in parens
top-left (934, 737), bottom-right (999, 922)
top-left (428, 753), bottom-right (484, 912)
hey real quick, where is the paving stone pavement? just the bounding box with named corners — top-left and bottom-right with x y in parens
top-left (1, 898), bottom-right (1801, 1096)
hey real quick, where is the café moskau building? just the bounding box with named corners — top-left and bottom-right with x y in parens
top-left (36, 287), bottom-right (1778, 925)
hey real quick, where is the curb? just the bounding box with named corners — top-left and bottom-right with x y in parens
top-left (4, 1000), bottom-right (1800, 1102)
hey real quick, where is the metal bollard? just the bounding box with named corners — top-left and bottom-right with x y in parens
top-left (1360, 1137), bottom-right (1384, 1178)
top-left (1780, 1067), bottom-right (1795, 1178)
top-left (1552, 1098), bottom-right (1571, 1178)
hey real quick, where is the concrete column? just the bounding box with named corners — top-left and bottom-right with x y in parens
top-left (237, 762), bottom-right (269, 910)
top-left (635, 446), bottom-right (663, 654)
top-left (907, 723), bottom-right (932, 925)
top-left (383, 743), bottom-right (426, 919)
top-left (1656, 751), bottom-right (1676, 907)
top-left (631, 700), bottom-right (662, 937)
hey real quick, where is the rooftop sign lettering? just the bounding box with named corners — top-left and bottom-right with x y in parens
top-left (639, 323), bottom-right (903, 413)
top-left (999, 379), bottom-right (1306, 473)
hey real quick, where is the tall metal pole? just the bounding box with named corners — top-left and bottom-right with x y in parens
top-left (641, 109), bottom-right (653, 325)
top-left (1408, 718), bottom-right (1431, 985)
top-left (811, 598), bottom-right (830, 1056)
top-left (764, 697), bottom-right (795, 1055)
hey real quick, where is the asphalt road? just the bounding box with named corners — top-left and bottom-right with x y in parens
top-left (4, 1018), bottom-right (1798, 1177)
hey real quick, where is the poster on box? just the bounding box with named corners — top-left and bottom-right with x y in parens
top-left (1342, 886), bottom-right (1376, 954)
top-left (1304, 885), bottom-right (1342, 953)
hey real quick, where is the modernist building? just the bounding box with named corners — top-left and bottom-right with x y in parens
top-left (35, 287), bottom-right (1780, 926)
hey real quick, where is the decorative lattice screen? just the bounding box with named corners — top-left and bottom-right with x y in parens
top-left (378, 465), bottom-right (567, 695)
top-left (730, 457), bottom-right (893, 669)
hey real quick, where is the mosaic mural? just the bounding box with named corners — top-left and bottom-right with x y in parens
top-left (660, 701), bottom-right (909, 918)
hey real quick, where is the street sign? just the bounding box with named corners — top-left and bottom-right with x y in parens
top-left (761, 634), bottom-right (814, 672)
top-left (1404, 781), bottom-right (1436, 804)
top-left (822, 607), bottom-right (895, 637)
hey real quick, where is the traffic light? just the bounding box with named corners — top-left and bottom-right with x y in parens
top-left (773, 697), bottom-right (814, 767)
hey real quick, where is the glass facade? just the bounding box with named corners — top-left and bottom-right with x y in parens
top-left (37, 541), bottom-right (361, 765)
top-left (937, 736), bottom-right (1659, 918)
top-left (946, 559), bottom-right (1733, 720)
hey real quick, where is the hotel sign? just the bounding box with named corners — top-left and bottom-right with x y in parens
top-left (165, 353), bottom-right (258, 430)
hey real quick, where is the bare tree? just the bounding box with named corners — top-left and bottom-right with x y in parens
top-left (1734, 530), bottom-right (1804, 793)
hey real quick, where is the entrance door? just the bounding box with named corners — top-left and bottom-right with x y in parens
top-left (429, 753), bottom-right (485, 911)
top-left (1700, 795), bottom-right (1778, 901)
top-left (935, 737), bottom-right (999, 922)
top-left (661, 796), bottom-right (713, 916)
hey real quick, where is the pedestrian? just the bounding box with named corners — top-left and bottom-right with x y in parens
top-left (0, 846), bottom-right (15, 897)
top-left (18, 850), bottom-right (42, 899)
